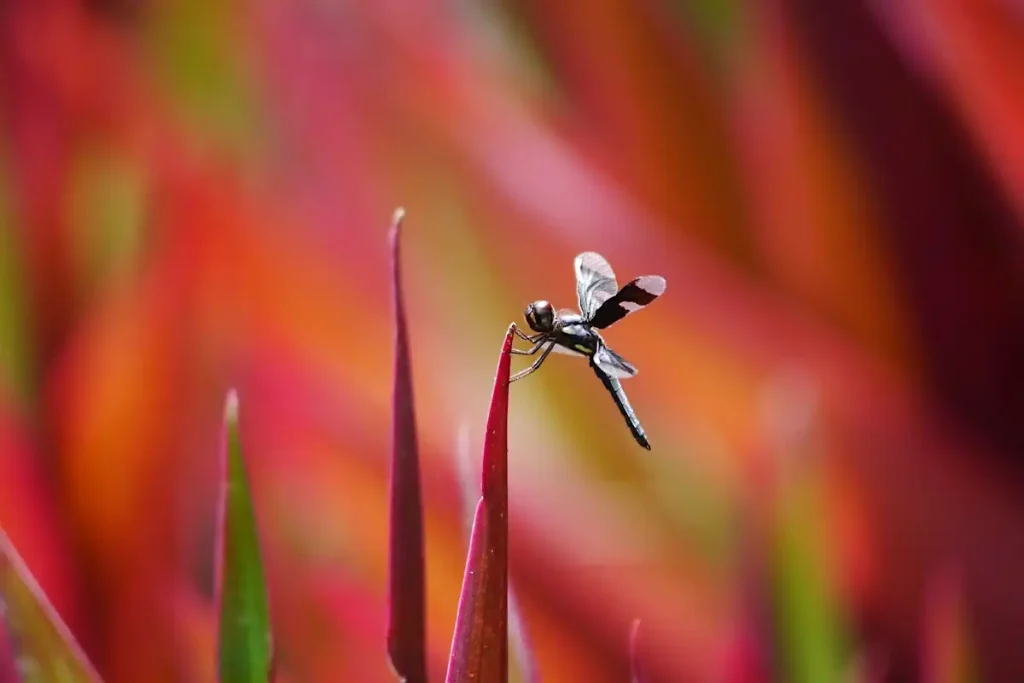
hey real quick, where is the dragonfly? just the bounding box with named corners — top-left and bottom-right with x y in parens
top-left (511, 251), bottom-right (666, 450)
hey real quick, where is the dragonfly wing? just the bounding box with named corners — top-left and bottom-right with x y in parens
top-left (593, 344), bottom-right (638, 379)
top-left (574, 252), bottom-right (619, 321)
top-left (589, 275), bottom-right (666, 329)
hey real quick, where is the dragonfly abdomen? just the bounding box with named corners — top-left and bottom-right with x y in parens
top-left (592, 364), bottom-right (651, 450)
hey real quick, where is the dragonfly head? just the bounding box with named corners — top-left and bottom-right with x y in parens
top-left (525, 300), bottom-right (555, 333)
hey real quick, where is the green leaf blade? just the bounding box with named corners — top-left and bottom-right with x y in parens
top-left (215, 390), bottom-right (273, 683)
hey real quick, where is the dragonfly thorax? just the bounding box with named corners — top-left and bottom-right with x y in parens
top-left (525, 300), bottom-right (556, 333)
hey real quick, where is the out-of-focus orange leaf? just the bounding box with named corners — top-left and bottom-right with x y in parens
top-left (445, 326), bottom-right (512, 683)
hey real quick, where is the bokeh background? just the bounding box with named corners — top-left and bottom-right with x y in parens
top-left (2, 0), bottom-right (1024, 681)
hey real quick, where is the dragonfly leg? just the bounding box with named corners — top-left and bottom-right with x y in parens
top-left (511, 324), bottom-right (548, 354)
top-left (511, 337), bottom-right (549, 355)
top-left (512, 325), bottom-right (543, 343)
top-left (510, 341), bottom-right (556, 382)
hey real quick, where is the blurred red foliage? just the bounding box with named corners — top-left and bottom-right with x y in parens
top-left (1, 0), bottom-right (1023, 681)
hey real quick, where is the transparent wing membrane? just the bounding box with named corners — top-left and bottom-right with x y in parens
top-left (574, 252), bottom-right (619, 321)
top-left (593, 345), bottom-right (637, 379)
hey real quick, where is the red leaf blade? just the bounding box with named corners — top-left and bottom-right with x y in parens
top-left (445, 326), bottom-right (513, 683)
top-left (386, 208), bottom-right (428, 683)
top-left (455, 426), bottom-right (538, 683)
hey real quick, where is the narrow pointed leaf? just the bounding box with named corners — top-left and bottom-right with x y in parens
top-left (454, 424), bottom-right (537, 683)
top-left (0, 530), bottom-right (102, 682)
top-left (445, 326), bottom-right (513, 683)
top-left (215, 390), bottom-right (273, 682)
top-left (386, 207), bottom-right (427, 683)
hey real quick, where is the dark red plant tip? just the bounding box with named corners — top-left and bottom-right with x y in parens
top-left (480, 327), bottom-right (512, 503)
top-left (629, 619), bottom-right (646, 683)
top-left (386, 208), bottom-right (428, 683)
top-left (445, 325), bottom-right (513, 683)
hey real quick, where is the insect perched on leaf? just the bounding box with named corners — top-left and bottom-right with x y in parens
top-left (511, 251), bottom-right (666, 450)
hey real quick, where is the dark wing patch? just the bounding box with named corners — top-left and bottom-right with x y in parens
top-left (588, 275), bottom-right (666, 329)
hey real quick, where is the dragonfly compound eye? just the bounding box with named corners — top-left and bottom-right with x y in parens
top-left (535, 301), bottom-right (553, 329)
top-left (525, 300), bottom-right (553, 332)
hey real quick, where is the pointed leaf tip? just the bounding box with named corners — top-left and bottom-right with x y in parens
top-left (225, 388), bottom-right (239, 423)
top-left (216, 392), bottom-right (273, 682)
top-left (480, 326), bottom-right (514, 502)
top-left (445, 328), bottom-right (513, 683)
top-left (388, 208), bottom-right (406, 249)
top-left (387, 207), bottom-right (427, 683)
